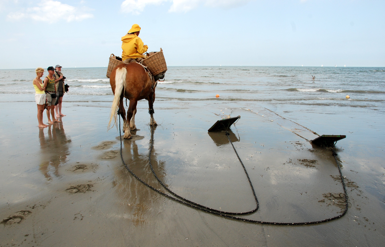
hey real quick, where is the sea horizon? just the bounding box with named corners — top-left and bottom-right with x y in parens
top-left (1, 65), bottom-right (385, 70)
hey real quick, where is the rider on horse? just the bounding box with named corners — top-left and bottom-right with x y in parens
top-left (121, 24), bottom-right (148, 63)
top-left (108, 24), bottom-right (158, 139)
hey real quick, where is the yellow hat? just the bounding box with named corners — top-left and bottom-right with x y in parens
top-left (128, 24), bottom-right (141, 33)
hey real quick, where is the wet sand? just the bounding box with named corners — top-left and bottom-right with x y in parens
top-left (0, 96), bottom-right (384, 246)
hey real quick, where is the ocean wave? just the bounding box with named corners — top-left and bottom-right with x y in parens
top-left (342, 89), bottom-right (385, 94)
top-left (286, 88), bottom-right (343, 93)
top-left (69, 92), bottom-right (113, 96)
top-left (273, 75), bottom-right (295, 78)
top-left (297, 88), bottom-right (322, 92)
top-left (158, 80), bottom-right (175, 84)
top-left (67, 78), bottom-right (109, 83)
top-left (158, 87), bottom-right (199, 93)
top-left (12, 79), bottom-right (28, 82)
top-left (176, 89), bottom-right (197, 93)
top-left (158, 80), bottom-right (222, 85)
top-left (222, 89), bottom-right (259, 93)
top-left (81, 85), bottom-right (110, 88)
top-left (286, 88), bottom-right (385, 94)
top-left (155, 96), bottom-right (385, 104)
top-left (317, 89), bottom-right (343, 93)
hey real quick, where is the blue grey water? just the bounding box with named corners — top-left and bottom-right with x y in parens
top-left (1, 67), bottom-right (384, 111)
top-left (2, 66), bottom-right (384, 160)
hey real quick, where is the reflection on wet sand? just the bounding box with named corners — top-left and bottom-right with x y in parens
top-left (113, 127), bottom-right (167, 226)
top-left (38, 120), bottom-right (71, 180)
top-left (208, 129), bottom-right (239, 146)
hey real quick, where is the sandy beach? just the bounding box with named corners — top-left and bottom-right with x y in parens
top-left (0, 90), bottom-right (384, 246)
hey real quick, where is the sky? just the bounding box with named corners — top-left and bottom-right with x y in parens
top-left (0, 0), bottom-right (384, 69)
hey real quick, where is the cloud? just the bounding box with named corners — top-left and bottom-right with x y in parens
top-left (121, 0), bottom-right (252, 14)
top-left (169, 0), bottom-right (201, 13)
top-left (121, 0), bottom-right (167, 15)
top-left (201, 0), bottom-right (251, 9)
top-left (0, 0), bottom-right (18, 11)
top-left (7, 0), bottom-right (93, 23)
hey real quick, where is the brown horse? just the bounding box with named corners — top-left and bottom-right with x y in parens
top-left (108, 62), bottom-right (157, 139)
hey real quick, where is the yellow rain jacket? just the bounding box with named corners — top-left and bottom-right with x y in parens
top-left (121, 34), bottom-right (148, 61)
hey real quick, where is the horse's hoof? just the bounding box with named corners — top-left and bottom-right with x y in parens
top-left (123, 130), bottom-right (132, 139)
top-left (130, 126), bottom-right (137, 131)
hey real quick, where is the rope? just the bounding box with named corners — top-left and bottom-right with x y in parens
top-left (118, 115), bottom-right (349, 225)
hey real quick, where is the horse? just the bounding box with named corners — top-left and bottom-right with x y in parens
top-left (108, 62), bottom-right (157, 139)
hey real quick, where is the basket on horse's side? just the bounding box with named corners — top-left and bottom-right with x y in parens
top-left (143, 48), bottom-right (167, 76)
top-left (106, 54), bottom-right (123, 78)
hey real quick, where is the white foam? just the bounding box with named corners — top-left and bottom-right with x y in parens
top-left (158, 80), bottom-right (175, 84)
top-left (327, 89), bottom-right (343, 93)
top-left (297, 88), bottom-right (342, 93)
top-left (297, 88), bottom-right (319, 92)
top-left (82, 85), bottom-right (110, 88)
top-left (68, 79), bottom-right (109, 82)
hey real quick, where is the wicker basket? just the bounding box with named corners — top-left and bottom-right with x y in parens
top-left (106, 54), bottom-right (123, 78)
top-left (143, 48), bottom-right (167, 76)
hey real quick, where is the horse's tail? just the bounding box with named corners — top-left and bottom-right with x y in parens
top-left (108, 66), bottom-right (127, 130)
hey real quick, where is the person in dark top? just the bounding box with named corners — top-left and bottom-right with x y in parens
top-left (54, 65), bottom-right (66, 118)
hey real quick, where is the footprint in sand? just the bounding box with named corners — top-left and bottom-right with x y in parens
top-left (319, 192), bottom-right (348, 213)
top-left (330, 175), bottom-right (360, 191)
top-left (1, 210), bottom-right (32, 225)
top-left (69, 163), bottom-right (98, 173)
top-left (92, 141), bottom-right (117, 150)
top-left (297, 159), bottom-right (317, 168)
top-left (66, 184), bottom-right (93, 194)
top-left (73, 164), bottom-right (87, 172)
top-left (100, 150), bottom-right (119, 160)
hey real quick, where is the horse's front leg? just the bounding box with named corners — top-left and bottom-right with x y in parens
top-left (148, 92), bottom-right (157, 126)
top-left (130, 108), bottom-right (137, 131)
top-left (124, 99), bottom-right (137, 139)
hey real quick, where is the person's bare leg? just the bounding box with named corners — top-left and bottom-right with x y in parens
top-left (37, 105), bottom-right (47, 128)
top-left (42, 106), bottom-right (49, 127)
top-left (55, 104), bottom-right (60, 118)
top-left (59, 97), bottom-right (65, 116)
top-left (51, 107), bottom-right (60, 123)
top-left (47, 106), bottom-right (54, 125)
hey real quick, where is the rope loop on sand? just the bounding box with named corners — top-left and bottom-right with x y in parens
top-left (118, 116), bottom-right (349, 225)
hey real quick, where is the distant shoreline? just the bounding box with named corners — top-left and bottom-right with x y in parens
top-left (1, 65), bottom-right (385, 70)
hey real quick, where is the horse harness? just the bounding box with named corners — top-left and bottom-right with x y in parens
top-left (123, 58), bottom-right (157, 91)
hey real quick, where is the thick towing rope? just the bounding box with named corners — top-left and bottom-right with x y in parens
top-left (118, 116), bottom-right (348, 225)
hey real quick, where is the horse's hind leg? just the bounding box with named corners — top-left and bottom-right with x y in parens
top-left (118, 99), bottom-right (128, 133)
top-left (124, 99), bottom-right (137, 139)
top-left (148, 92), bottom-right (157, 126)
top-left (130, 108), bottom-right (137, 131)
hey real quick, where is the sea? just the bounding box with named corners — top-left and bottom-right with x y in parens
top-left (1, 66), bottom-right (384, 112)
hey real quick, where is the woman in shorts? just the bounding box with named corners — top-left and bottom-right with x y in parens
top-left (33, 67), bottom-right (48, 128)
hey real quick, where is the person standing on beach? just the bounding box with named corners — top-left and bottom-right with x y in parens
top-left (121, 24), bottom-right (148, 63)
top-left (33, 67), bottom-right (48, 128)
top-left (54, 65), bottom-right (65, 118)
top-left (44, 66), bottom-right (60, 124)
